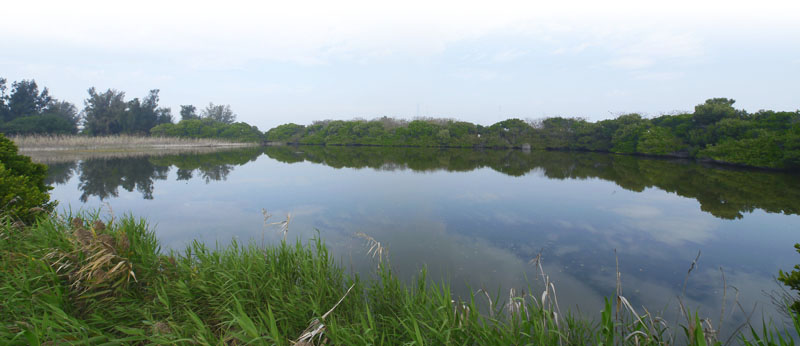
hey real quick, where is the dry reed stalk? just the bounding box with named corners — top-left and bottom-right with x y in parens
top-left (262, 211), bottom-right (291, 242)
top-left (294, 284), bottom-right (356, 346)
top-left (477, 289), bottom-right (495, 318)
top-left (354, 232), bottom-right (386, 265)
top-left (45, 218), bottom-right (136, 299)
top-left (451, 299), bottom-right (471, 327)
top-left (528, 252), bottom-right (566, 344)
top-left (682, 250), bottom-right (702, 297)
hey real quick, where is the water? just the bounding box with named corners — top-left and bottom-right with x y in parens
top-left (37, 146), bottom-right (800, 335)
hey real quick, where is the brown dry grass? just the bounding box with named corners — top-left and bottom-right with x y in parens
top-left (11, 134), bottom-right (255, 151)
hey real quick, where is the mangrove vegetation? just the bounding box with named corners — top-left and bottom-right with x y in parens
top-left (266, 98), bottom-right (800, 170)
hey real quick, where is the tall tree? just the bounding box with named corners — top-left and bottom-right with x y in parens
top-left (82, 88), bottom-right (127, 135)
top-left (693, 98), bottom-right (737, 126)
top-left (180, 105), bottom-right (198, 121)
top-left (43, 100), bottom-right (80, 131)
top-left (7, 79), bottom-right (51, 121)
top-left (156, 107), bottom-right (174, 125)
top-left (201, 102), bottom-right (236, 124)
top-left (124, 90), bottom-right (173, 134)
top-left (0, 78), bottom-right (8, 122)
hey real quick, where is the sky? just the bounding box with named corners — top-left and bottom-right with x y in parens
top-left (2, 0), bottom-right (799, 130)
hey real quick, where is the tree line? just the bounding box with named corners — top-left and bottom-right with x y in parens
top-left (266, 98), bottom-right (800, 170)
top-left (3, 77), bottom-right (797, 169)
top-left (0, 77), bottom-right (262, 142)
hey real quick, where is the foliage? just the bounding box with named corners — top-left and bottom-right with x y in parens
top-left (0, 114), bottom-right (78, 135)
top-left (201, 102), bottom-right (236, 124)
top-left (180, 104), bottom-right (199, 121)
top-left (82, 88), bottom-right (172, 136)
top-left (264, 99), bottom-right (800, 170)
top-left (5, 79), bottom-right (52, 122)
top-left (0, 134), bottom-right (53, 223)
top-left (150, 118), bottom-right (264, 142)
top-left (779, 244), bottom-right (800, 314)
top-left (0, 78), bottom-right (79, 134)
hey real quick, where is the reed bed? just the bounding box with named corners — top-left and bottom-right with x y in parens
top-left (11, 134), bottom-right (255, 152)
top-left (1, 211), bottom-right (797, 345)
top-left (22, 146), bottom-right (259, 164)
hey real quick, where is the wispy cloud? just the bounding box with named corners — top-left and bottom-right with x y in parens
top-left (607, 204), bottom-right (718, 246)
top-left (608, 56), bottom-right (655, 69)
top-left (452, 68), bottom-right (504, 81)
top-left (491, 49), bottom-right (529, 63)
top-left (634, 71), bottom-right (685, 81)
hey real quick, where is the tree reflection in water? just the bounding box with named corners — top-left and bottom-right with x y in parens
top-left (263, 145), bottom-right (800, 220)
top-left (44, 147), bottom-right (264, 201)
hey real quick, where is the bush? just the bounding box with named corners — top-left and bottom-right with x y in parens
top-left (0, 133), bottom-right (53, 223)
top-left (1, 114), bottom-right (78, 135)
top-left (779, 244), bottom-right (800, 314)
top-left (151, 119), bottom-right (264, 142)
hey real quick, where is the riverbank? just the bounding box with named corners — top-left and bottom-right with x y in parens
top-left (1, 211), bottom-right (794, 345)
top-left (11, 134), bottom-right (256, 152)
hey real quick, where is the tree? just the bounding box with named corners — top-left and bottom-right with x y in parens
top-left (123, 89), bottom-right (168, 134)
top-left (201, 103), bottom-right (236, 124)
top-left (692, 98), bottom-right (737, 126)
top-left (0, 133), bottom-right (53, 223)
top-left (156, 107), bottom-right (174, 125)
top-left (7, 79), bottom-right (51, 121)
top-left (82, 88), bottom-right (127, 135)
top-left (0, 78), bottom-right (8, 122)
top-left (42, 100), bottom-right (80, 133)
top-left (180, 105), bottom-right (199, 121)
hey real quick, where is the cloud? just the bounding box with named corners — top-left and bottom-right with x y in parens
top-left (634, 71), bottom-right (685, 81)
top-left (3, 0), bottom-right (795, 68)
top-left (609, 56), bottom-right (655, 69)
top-left (492, 49), bottom-right (529, 63)
top-left (452, 68), bottom-right (504, 81)
top-left (607, 204), bottom-right (719, 246)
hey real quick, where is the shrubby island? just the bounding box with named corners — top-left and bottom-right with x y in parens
top-left (266, 98), bottom-right (800, 170)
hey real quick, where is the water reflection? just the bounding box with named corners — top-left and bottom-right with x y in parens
top-left (43, 147), bottom-right (264, 201)
top-left (36, 145), bottom-right (799, 339)
top-left (264, 145), bottom-right (800, 220)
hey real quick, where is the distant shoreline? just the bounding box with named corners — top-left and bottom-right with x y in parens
top-left (11, 134), bottom-right (256, 151)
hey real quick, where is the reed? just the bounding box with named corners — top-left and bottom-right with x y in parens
top-left (10, 134), bottom-right (255, 151)
top-left (1, 211), bottom-right (796, 345)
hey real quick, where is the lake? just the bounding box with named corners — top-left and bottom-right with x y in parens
top-left (36, 145), bottom-right (800, 337)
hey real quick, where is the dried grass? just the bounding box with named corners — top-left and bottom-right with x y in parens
top-left (45, 217), bottom-right (136, 301)
top-left (11, 134), bottom-right (254, 151)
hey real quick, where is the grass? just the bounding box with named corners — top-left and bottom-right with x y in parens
top-left (11, 134), bottom-right (256, 152)
top-left (1, 211), bottom-right (797, 345)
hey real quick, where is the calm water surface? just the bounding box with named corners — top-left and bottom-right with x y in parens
top-left (38, 146), bottom-right (800, 335)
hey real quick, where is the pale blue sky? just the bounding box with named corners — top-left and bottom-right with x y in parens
top-left (2, 0), bottom-right (799, 130)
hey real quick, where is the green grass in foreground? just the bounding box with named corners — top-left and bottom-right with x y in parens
top-left (1, 212), bottom-right (797, 345)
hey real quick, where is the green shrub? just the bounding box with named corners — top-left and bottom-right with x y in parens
top-left (0, 114), bottom-right (78, 135)
top-left (0, 133), bottom-right (53, 223)
top-left (779, 244), bottom-right (800, 314)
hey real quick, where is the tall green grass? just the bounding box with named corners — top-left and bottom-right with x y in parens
top-left (1, 212), bottom-right (797, 345)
